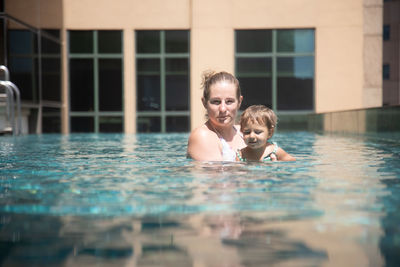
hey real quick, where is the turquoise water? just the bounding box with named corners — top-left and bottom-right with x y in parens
top-left (0, 132), bottom-right (400, 266)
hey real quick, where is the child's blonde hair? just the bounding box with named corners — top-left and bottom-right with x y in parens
top-left (240, 105), bottom-right (277, 136)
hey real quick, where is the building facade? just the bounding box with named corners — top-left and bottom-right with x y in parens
top-left (383, 0), bottom-right (400, 106)
top-left (0, 0), bottom-right (386, 134)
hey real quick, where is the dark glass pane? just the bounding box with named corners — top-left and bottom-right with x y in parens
top-left (383, 64), bottom-right (390, 80)
top-left (0, 18), bottom-right (4, 65)
top-left (69, 59), bottom-right (94, 111)
top-left (236, 57), bottom-right (272, 74)
top-left (137, 116), bottom-right (161, 132)
top-left (71, 117), bottom-right (94, 132)
top-left (277, 77), bottom-right (313, 110)
top-left (166, 75), bottom-right (189, 111)
top-left (238, 77), bottom-right (272, 110)
top-left (277, 56), bottom-right (314, 110)
top-left (165, 31), bottom-right (189, 53)
top-left (9, 57), bottom-right (34, 101)
top-left (166, 58), bottom-right (188, 73)
top-left (33, 58), bottom-right (40, 102)
top-left (42, 107), bottom-right (60, 133)
top-left (99, 59), bottom-right (122, 111)
top-left (277, 57), bottom-right (314, 78)
top-left (69, 31), bottom-right (93, 53)
top-left (136, 31), bottom-right (160, 53)
top-left (383, 25), bottom-right (390, 41)
top-left (236, 30), bottom-right (272, 53)
top-left (9, 30), bottom-right (33, 54)
top-left (99, 117), bottom-right (123, 132)
top-left (98, 31), bottom-right (122, 53)
top-left (42, 116), bottom-right (61, 133)
top-left (137, 59), bottom-right (160, 72)
top-left (277, 29), bottom-right (314, 53)
top-left (137, 75), bottom-right (160, 111)
top-left (41, 31), bottom-right (60, 54)
top-left (42, 58), bottom-right (61, 101)
top-left (42, 29), bottom-right (60, 39)
top-left (166, 116), bottom-right (189, 132)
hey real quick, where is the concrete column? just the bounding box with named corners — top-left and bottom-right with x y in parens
top-left (190, 0), bottom-right (235, 130)
top-left (123, 29), bottom-right (136, 134)
top-left (61, 27), bottom-right (69, 134)
top-left (362, 0), bottom-right (383, 108)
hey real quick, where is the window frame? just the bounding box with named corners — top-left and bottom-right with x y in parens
top-left (135, 30), bottom-right (190, 133)
top-left (235, 29), bottom-right (315, 114)
top-left (68, 30), bottom-right (124, 133)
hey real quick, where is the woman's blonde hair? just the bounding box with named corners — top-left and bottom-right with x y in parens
top-left (201, 70), bottom-right (241, 102)
top-left (240, 105), bottom-right (277, 135)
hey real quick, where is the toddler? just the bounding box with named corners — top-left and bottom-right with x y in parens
top-left (236, 105), bottom-right (295, 162)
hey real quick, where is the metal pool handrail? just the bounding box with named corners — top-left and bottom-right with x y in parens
top-left (0, 65), bottom-right (10, 81)
top-left (0, 65), bottom-right (22, 135)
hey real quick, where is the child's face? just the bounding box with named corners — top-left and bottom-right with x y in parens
top-left (241, 121), bottom-right (271, 149)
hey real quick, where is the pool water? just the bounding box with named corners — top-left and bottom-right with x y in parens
top-left (0, 132), bottom-right (400, 266)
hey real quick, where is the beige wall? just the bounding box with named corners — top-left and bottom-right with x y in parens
top-left (6, 0), bottom-right (63, 28)
top-left (190, 0), bottom-right (235, 129)
top-left (5, 0), bottom-right (383, 132)
top-left (63, 0), bottom-right (191, 29)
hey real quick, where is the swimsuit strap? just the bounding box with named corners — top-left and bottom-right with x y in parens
top-left (220, 137), bottom-right (237, 161)
top-left (237, 142), bottom-right (278, 162)
top-left (263, 142), bottom-right (278, 161)
top-left (209, 123), bottom-right (238, 162)
top-left (236, 149), bottom-right (245, 162)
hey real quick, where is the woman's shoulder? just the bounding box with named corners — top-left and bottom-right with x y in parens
top-left (187, 123), bottom-right (222, 160)
top-left (188, 124), bottom-right (220, 148)
top-left (189, 124), bottom-right (215, 139)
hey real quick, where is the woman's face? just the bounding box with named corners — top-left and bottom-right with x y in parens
top-left (203, 81), bottom-right (242, 127)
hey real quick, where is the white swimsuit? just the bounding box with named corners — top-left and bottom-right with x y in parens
top-left (220, 137), bottom-right (237, 162)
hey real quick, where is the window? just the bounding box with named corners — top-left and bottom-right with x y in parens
top-left (69, 30), bottom-right (123, 133)
top-left (42, 107), bottom-right (61, 133)
top-left (235, 29), bottom-right (315, 112)
top-left (383, 25), bottom-right (390, 41)
top-left (8, 30), bottom-right (38, 101)
top-left (383, 64), bottom-right (390, 80)
top-left (8, 28), bottom-right (62, 133)
top-left (42, 29), bottom-right (61, 102)
top-left (136, 30), bottom-right (190, 133)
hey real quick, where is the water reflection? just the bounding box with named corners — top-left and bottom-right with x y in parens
top-left (1, 133), bottom-right (400, 266)
top-left (0, 212), bottom-right (329, 266)
top-left (373, 135), bottom-right (400, 266)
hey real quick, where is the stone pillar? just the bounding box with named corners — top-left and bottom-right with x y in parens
top-left (190, 0), bottom-right (235, 130)
top-left (363, 0), bottom-right (383, 107)
top-left (123, 29), bottom-right (136, 134)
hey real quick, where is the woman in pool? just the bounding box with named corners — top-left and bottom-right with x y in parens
top-left (187, 70), bottom-right (246, 161)
top-left (236, 105), bottom-right (295, 162)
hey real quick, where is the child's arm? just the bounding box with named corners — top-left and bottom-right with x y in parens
top-left (276, 147), bottom-right (296, 161)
